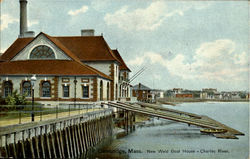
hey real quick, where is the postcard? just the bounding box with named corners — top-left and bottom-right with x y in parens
top-left (0, 0), bottom-right (249, 159)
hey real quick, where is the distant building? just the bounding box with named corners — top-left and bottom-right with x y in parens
top-left (246, 94), bottom-right (250, 100)
top-left (132, 83), bottom-right (152, 102)
top-left (173, 88), bottom-right (183, 94)
top-left (165, 90), bottom-right (175, 97)
top-left (176, 94), bottom-right (193, 98)
top-left (201, 88), bottom-right (218, 99)
top-left (231, 92), bottom-right (242, 100)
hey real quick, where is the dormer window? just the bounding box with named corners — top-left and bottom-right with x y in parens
top-left (30, 45), bottom-right (55, 59)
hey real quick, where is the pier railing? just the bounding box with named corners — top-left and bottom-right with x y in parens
top-left (0, 103), bottom-right (102, 126)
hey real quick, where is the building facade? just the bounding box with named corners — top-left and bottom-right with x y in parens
top-left (0, 32), bottom-right (131, 105)
top-left (132, 83), bottom-right (152, 102)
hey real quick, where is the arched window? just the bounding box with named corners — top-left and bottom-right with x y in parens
top-left (100, 80), bottom-right (103, 101)
top-left (115, 84), bottom-right (118, 100)
top-left (30, 45), bottom-right (55, 59)
top-left (42, 81), bottom-right (51, 97)
top-left (4, 81), bottom-right (12, 97)
top-left (107, 83), bottom-right (110, 101)
top-left (22, 81), bottom-right (31, 97)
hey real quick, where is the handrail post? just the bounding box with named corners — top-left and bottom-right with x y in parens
top-left (40, 105), bottom-right (42, 121)
top-left (56, 104), bottom-right (58, 119)
top-left (69, 104), bottom-right (70, 116)
top-left (19, 106), bottom-right (21, 124)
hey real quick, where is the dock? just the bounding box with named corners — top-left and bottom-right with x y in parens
top-left (106, 102), bottom-right (244, 139)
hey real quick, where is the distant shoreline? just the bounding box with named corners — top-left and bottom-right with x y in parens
top-left (158, 98), bottom-right (249, 105)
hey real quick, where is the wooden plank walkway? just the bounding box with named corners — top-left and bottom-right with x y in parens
top-left (132, 102), bottom-right (201, 118)
top-left (107, 102), bottom-right (244, 139)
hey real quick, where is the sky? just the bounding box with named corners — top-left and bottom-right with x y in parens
top-left (0, 0), bottom-right (249, 91)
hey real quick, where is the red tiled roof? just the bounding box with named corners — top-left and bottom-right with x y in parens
top-left (0, 38), bottom-right (33, 61)
top-left (0, 32), bottom-right (120, 63)
top-left (112, 49), bottom-right (131, 72)
top-left (54, 36), bottom-right (120, 62)
top-left (0, 60), bottom-right (111, 79)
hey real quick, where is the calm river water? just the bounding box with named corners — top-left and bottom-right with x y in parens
top-left (89, 102), bottom-right (249, 159)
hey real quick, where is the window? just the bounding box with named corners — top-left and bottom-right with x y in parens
top-left (82, 85), bottom-right (89, 98)
top-left (63, 85), bottom-right (69, 97)
top-left (100, 80), bottom-right (103, 100)
top-left (127, 87), bottom-right (129, 97)
top-left (4, 81), bottom-right (12, 97)
top-left (115, 84), bottom-right (118, 100)
top-left (30, 45), bottom-right (55, 59)
top-left (42, 81), bottom-right (51, 97)
top-left (22, 81), bottom-right (31, 97)
top-left (120, 85), bottom-right (122, 97)
top-left (107, 83), bottom-right (110, 100)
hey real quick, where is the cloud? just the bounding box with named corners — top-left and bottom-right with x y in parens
top-left (28, 20), bottom-right (39, 27)
top-left (153, 74), bottom-right (162, 80)
top-left (68, 5), bottom-right (88, 16)
top-left (104, 1), bottom-right (172, 31)
top-left (104, 1), bottom-right (211, 31)
top-left (91, 0), bottom-right (109, 10)
top-left (234, 51), bottom-right (248, 66)
top-left (0, 14), bottom-right (18, 31)
top-left (127, 39), bottom-right (249, 82)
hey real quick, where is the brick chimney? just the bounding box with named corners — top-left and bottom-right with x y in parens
top-left (19, 0), bottom-right (35, 38)
top-left (81, 29), bottom-right (95, 36)
top-left (19, 0), bottom-right (28, 38)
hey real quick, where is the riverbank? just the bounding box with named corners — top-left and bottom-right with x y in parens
top-left (157, 98), bottom-right (249, 104)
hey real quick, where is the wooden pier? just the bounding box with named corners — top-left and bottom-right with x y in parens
top-left (0, 109), bottom-right (113, 158)
top-left (107, 102), bottom-right (244, 139)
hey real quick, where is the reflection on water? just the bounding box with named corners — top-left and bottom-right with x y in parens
top-left (88, 102), bottom-right (249, 159)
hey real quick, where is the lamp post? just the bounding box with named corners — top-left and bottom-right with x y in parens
top-left (74, 77), bottom-right (77, 108)
top-left (31, 75), bottom-right (37, 122)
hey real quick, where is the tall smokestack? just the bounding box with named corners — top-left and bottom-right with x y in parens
top-left (19, 0), bottom-right (28, 38)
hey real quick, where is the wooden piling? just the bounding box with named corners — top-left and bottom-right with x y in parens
top-left (67, 127), bottom-right (74, 158)
top-left (77, 124), bottom-right (84, 153)
top-left (55, 131), bottom-right (62, 158)
top-left (58, 131), bottom-right (65, 158)
top-left (86, 122), bottom-right (93, 147)
top-left (45, 134), bottom-right (52, 158)
top-left (33, 137), bottom-right (40, 158)
top-left (28, 138), bottom-right (35, 158)
top-left (90, 120), bottom-right (96, 146)
top-left (80, 123), bottom-right (87, 152)
top-left (92, 120), bottom-right (97, 145)
top-left (83, 122), bottom-right (90, 150)
top-left (70, 125), bottom-right (77, 157)
top-left (20, 140), bottom-right (26, 158)
top-left (63, 128), bottom-right (71, 158)
top-left (73, 125), bottom-right (80, 156)
top-left (7, 143), bottom-right (16, 158)
top-left (39, 135), bottom-right (46, 158)
top-left (49, 133), bottom-right (57, 159)
top-left (0, 146), bottom-right (8, 158)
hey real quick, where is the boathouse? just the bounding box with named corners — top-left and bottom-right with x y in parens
top-left (0, 0), bottom-right (131, 105)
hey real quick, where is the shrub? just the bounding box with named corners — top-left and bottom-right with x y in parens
top-left (5, 90), bottom-right (27, 105)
